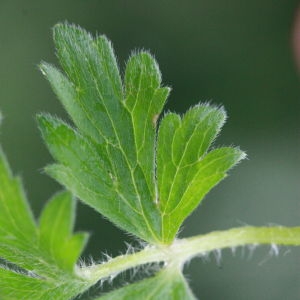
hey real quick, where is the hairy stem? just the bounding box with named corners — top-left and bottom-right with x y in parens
top-left (78, 226), bottom-right (300, 284)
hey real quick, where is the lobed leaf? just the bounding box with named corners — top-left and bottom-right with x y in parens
top-left (39, 23), bottom-right (245, 245)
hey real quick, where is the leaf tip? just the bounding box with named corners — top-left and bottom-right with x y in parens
top-left (38, 61), bottom-right (52, 76)
top-left (231, 147), bottom-right (247, 166)
top-left (36, 113), bottom-right (50, 130)
top-left (52, 21), bottom-right (91, 43)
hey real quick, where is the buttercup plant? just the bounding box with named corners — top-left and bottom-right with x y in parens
top-left (0, 23), bottom-right (299, 299)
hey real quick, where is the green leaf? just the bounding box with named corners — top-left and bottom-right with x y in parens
top-left (0, 148), bottom-right (37, 270)
top-left (39, 191), bottom-right (88, 272)
top-left (98, 268), bottom-right (196, 300)
top-left (39, 23), bottom-right (245, 245)
top-left (38, 23), bottom-right (169, 244)
top-left (157, 105), bottom-right (246, 242)
top-left (0, 150), bottom-right (89, 299)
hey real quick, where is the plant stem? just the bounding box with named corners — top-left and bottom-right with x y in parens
top-left (78, 226), bottom-right (300, 284)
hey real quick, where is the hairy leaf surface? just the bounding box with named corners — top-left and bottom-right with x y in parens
top-left (0, 150), bottom-right (89, 299)
top-left (39, 23), bottom-right (245, 245)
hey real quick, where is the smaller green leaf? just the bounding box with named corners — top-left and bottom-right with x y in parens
top-left (39, 191), bottom-right (88, 272)
top-left (98, 268), bottom-right (196, 300)
top-left (0, 144), bottom-right (89, 299)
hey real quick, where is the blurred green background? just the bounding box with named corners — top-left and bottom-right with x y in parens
top-left (1, 0), bottom-right (300, 299)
